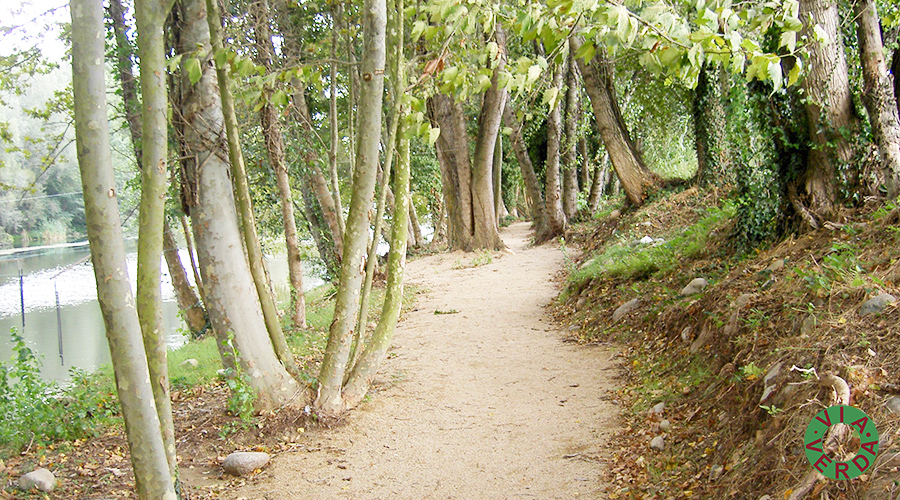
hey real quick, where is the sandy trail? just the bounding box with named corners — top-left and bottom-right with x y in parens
top-left (223, 222), bottom-right (620, 499)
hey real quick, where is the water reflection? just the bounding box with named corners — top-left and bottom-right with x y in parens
top-left (0, 241), bottom-right (322, 381)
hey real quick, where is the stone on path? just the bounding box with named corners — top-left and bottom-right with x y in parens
top-left (650, 435), bottom-right (665, 451)
top-left (222, 452), bottom-right (270, 476)
top-left (18, 468), bottom-right (56, 492)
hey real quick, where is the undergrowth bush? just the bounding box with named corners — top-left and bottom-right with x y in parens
top-left (0, 329), bottom-right (115, 455)
top-left (572, 203), bottom-right (735, 284)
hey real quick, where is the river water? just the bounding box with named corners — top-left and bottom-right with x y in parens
top-left (0, 240), bottom-right (322, 381)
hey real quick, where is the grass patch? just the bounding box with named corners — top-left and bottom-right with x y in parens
top-left (571, 202), bottom-right (734, 285)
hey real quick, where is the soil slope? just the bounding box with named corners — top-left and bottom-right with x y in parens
top-left (221, 221), bottom-right (620, 499)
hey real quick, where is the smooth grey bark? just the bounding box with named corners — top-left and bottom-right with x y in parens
top-left (493, 135), bottom-right (504, 222)
top-left (329, 4), bottom-right (346, 237)
top-left (315, 0), bottom-right (387, 417)
top-left (855, 0), bottom-right (900, 198)
top-left (180, 0), bottom-right (301, 410)
top-left (133, 0), bottom-right (178, 478)
top-left (205, 0), bottom-right (300, 379)
top-left (71, 1), bottom-right (176, 497)
top-left (572, 37), bottom-right (658, 206)
top-left (343, 111), bottom-right (410, 408)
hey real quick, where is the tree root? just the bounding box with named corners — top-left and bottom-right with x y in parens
top-left (787, 180), bottom-right (819, 230)
top-left (786, 372), bottom-right (851, 500)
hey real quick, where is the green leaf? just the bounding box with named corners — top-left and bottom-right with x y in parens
top-left (411, 20), bottom-right (427, 41)
top-left (167, 53), bottom-right (183, 73)
top-left (185, 57), bottom-right (202, 85)
top-left (767, 59), bottom-right (783, 91)
top-left (812, 24), bottom-right (829, 43)
top-left (787, 59), bottom-right (802, 86)
top-left (236, 58), bottom-right (256, 77)
top-left (427, 126), bottom-right (441, 145)
top-left (474, 73), bottom-right (493, 93)
top-left (272, 90), bottom-right (289, 107)
top-left (574, 40), bottom-right (596, 62)
top-left (526, 64), bottom-right (542, 85)
top-left (779, 31), bottom-right (796, 52)
top-left (542, 86), bottom-right (559, 109)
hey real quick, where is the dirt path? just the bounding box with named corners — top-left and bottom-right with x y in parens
top-left (223, 222), bottom-right (620, 499)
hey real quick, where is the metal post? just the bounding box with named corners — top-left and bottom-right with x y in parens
top-left (55, 281), bottom-right (64, 366)
top-left (19, 269), bottom-right (25, 331)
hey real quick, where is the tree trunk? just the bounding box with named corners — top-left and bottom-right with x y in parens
top-left (329, 4), bottom-right (346, 237)
top-left (799, 0), bottom-right (860, 221)
top-left (502, 104), bottom-right (547, 233)
top-left (542, 64), bottom-right (567, 242)
top-left (71, 2), bottom-right (176, 496)
top-left (562, 52), bottom-right (579, 220)
top-left (572, 37), bottom-right (658, 206)
top-left (343, 110), bottom-right (410, 408)
top-left (409, 201), bottom-right (425, 247)
top-left (588, 153), bottom-right (609, 212)
top-left (470, 29), bottom-right (508, 250)
top-left (428, 94), bottom-right (474, 251)
top-left (162, 223), bottom-right (208, 337)
top-left (205, 0), bottom-right (301, 379)
top-left (493, 134), bottom-right (504, 223)
top-left (133, 0), bottom-right (178, 480)
top-left (855, 0), bottom-right (900, 198)
top-left (315, 0), bottom-right (386, 417)
top-left (179, 0), bottom-right (301, 410)
top-left (692, 64), bottom-right (732, 187)
top-left (251, 0), bottom-right (307, 328)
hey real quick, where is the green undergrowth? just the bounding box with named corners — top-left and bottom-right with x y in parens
top-left (0, 278), bottom-right (417, 458)
top-left (558, 192), bottom-right (900, 499)
top-left (569, 201), bottom-right (735, 287)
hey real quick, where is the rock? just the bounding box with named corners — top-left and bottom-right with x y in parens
top-left (859, 293), bottom-right (896, 316)
top-left (18, 468), bottom-right (56, 493)
top-left (679, 278), bottom-right (708, 297)
top-left (680, 327), bottom-right (692, 343)
top-left (709, 464), bottom-right (724, 482)
top-left (222, 451), bottom-right (270, 476)
top-left (887, 396), bottom-right (900, 415)
top-left (799, 314), bottom-right (817, 336)
top-left (718, 363), bottom-right (735, 379)
top-left (650, 435), bottom-right (665, 451)
top-left (734, 293), bottom-right (755, 309)
top-left (639, 236), bottom-right (654, 245)
top-left (765, 259), bottom-right (785, 273)
top-left (610, 209), bottom-right (621, 219)
top-left (650, 402), bottom-right (665, 414)
top-left (659, 419), bottom-right (670, 431)
top-left (575, 296), bottom-right (587, 311)
top-left (759, 362), bottom-right (783, 404)
top-left (612, 298), bottom-right (641, 322)
top-left (689, 323), bottom-right (713, 354)
top-left (179, 358), bottom-right (199, 368)
top-left (758, 496), bottom-right (772, 500)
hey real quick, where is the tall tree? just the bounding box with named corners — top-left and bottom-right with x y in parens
top-left (250, 0), bottom-right (307, 328)
top-left (71, 0), bottom-right (176, 496)
top-left (109, 0), bottom-right (207, 338)
top-left (205, 0), bottom-right (301, 379)
top-left (562, 52), bottom-right (580, 220)
top-left (428, 93), bottom-right (474, 250)
top-left (133, 0), bottom-right (178, 478)
top-left (797, 0), bottom-right (860, 223)
top-left (315, 0), bottom-right (387, 417)
top-left (178, 0), bottom-right (301, 409)
top-left (854, 0), bottom-right (900, 198)
top-left (503, 103), bottom-right (547, 234)
top-left (543, 62), bottom-right (567, 240)
top-left (571, 37), bottom-right (659, 206)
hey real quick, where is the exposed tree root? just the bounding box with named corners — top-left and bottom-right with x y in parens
top-left (786, 372), bottom-right (851, 500)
